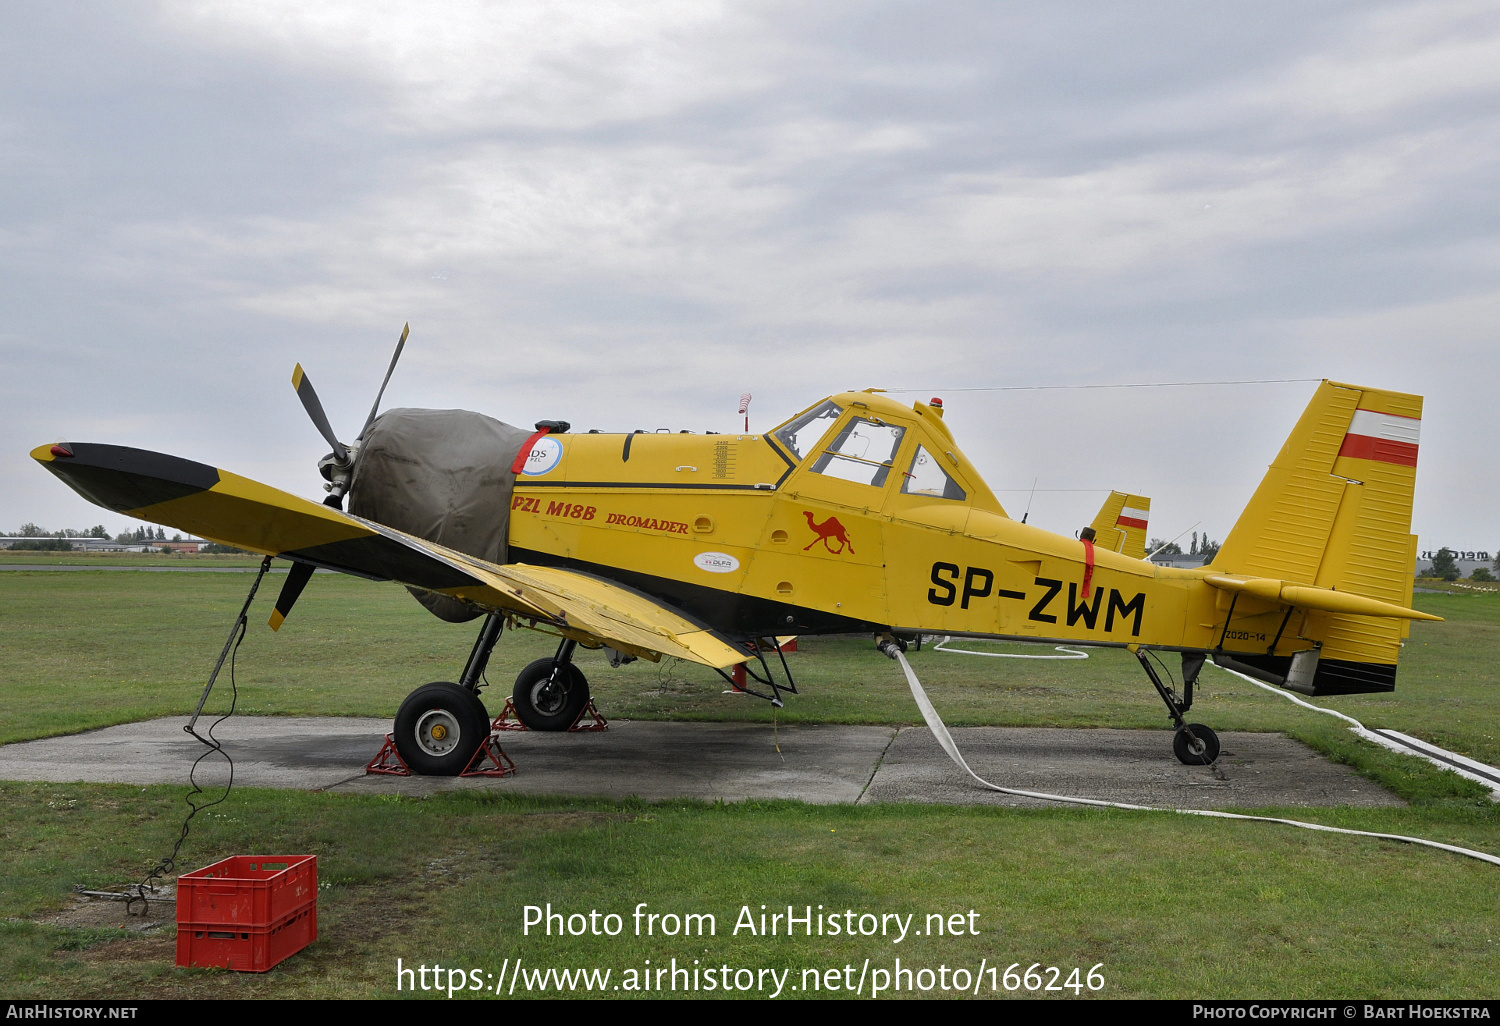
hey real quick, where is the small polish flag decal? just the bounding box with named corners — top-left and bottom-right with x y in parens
top-left (1116, 506), bottom-right (1149, 530)
top-left (1338, 409), bottom-right (1420, 467)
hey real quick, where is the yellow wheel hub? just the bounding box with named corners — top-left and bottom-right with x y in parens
top-left (430, 723), bottom-right (448, 740)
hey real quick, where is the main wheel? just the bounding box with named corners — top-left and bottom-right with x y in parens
top-left (393, 682), bottom-right (490, 776)
top-left (1173, 722), bottom-right (1221, 765)
top-left (512, 658), bottom-right (590, 731)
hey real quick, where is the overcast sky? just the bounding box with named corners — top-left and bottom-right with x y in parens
top-left (3, 1), bottom-right (1497, 551)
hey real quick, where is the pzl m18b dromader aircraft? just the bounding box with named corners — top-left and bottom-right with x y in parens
top-left (33, 333), bottom-right (1436, 775)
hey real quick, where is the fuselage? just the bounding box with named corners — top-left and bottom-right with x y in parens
top-left (506, 391), bottom-right (1296, 658)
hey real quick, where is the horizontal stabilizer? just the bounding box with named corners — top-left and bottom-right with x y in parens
top-left (1203, 574), bottom-right (1441, 622)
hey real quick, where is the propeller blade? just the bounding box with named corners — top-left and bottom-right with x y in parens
top-left (359, 322), bottom-right (409, 440)
top-left (268, 560), bottom-right (316, 632)
top-left (291, 364), bottom-right (349, 463)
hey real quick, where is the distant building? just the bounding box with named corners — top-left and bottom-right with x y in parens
top-left (1145, 546), bottom-right (1495, 578)
top-left (1148, 554), bottom-right (1211, 569)
top-left (1415, 548), bottom-right (1492, 578)
top-left (0, 537), bottom-right (129, 551)
top-left (0, 536), bottom-right (209, 553)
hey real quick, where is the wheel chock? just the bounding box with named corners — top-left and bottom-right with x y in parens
top-left (365, 733), bottom-right (410, 776)
top-left (461, 735), bottom-right (516, 777)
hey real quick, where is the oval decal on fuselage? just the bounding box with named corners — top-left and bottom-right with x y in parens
top-left (521, 437), bottom-right (564, 476)
top-left (694, 551), bottom-right (740, 574)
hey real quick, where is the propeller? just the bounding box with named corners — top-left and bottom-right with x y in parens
top-left (291, 364), bottom-right (349, 465)
top-left (268, 561), bottom-right (315, 633)
top-left (275, 323), bottom-right (411, 631)
top-left (359, 322), bottom-right (409, 441)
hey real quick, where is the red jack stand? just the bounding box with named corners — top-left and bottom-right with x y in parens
top-left (365, 734), bottom-right (409, 776)
top-left (490, 697), bottom-right (609, 732)
top-left (460, 735), bottom-right (516, 777)
top-left (365, 731), bottom-right (517, 777)
top-left (490, 697), bottom-right (528, 732)
top-left (569, 699), bottom-right (609, 732)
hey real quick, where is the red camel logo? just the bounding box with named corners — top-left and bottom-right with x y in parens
top-left (803, 511), bottom-right (855, 554)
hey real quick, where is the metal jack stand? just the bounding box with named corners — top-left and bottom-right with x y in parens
top-left (365, 729), bottom-right (517, 777)
top-left (365, 735), bottom-right (409, 776)
top-left (490, 696), bottom-right (608, 732)
top-left (460, 736), bottom-right (517, 776)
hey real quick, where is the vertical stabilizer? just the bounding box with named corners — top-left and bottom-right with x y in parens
top-left (1089, 491), bottom-right (1151, 559)
top-left (1211, 381), bottom-right (1423, 693)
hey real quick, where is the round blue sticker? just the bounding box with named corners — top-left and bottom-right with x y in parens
top-left (521, 436), bottom-right (564, 476)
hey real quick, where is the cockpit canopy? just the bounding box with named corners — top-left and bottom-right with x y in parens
top-left (770, 393), bottom-right (976, 506)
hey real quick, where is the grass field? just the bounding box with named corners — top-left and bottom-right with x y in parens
top-left (3, 786), bottom-right (1498, 999)
top-left (0, 550), bottom-right (267, 567)
top-left (1, 567), bottom-right (1498, 999)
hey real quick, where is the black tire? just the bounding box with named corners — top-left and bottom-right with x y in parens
top-left (512, 658), bottom-right (590, 731)
top-left (1173, 723), bottom-right (1221, 765)
top-left (393, 682), bottom-right (489, 776)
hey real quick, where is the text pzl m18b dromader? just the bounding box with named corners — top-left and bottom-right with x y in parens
top-left (35, 327), bottom-right (1436, 775)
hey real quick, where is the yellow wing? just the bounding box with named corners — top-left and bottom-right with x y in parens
top-left (32, 442), bottom-right (749, 669)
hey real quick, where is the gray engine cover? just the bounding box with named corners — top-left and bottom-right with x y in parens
top-left (347, 407), bottom-right (533, 622)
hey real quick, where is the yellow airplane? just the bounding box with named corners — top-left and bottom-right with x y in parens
top-left (32, 340), bottom-right (1435, 775)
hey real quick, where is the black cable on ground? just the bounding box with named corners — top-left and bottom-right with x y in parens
top-left (126, 556), bottom-right (272, 916)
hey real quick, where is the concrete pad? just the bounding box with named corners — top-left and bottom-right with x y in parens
top-left (0, 717), bottom-right (1403, 808)
top-left (860, 726), bottom-right (1403, 808)
top-left (333, 721), bottom-right (894, 803)
top-left (0, 717), bottom-right (893, 804)
top-left (0, 717), bottom-right (393, 791)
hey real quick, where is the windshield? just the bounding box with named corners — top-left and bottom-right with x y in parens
top-left (773, 400), bottom-right (843, 460)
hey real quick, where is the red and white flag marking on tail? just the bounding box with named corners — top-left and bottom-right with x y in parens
top-left (1116, 506), bottom-right (1149, 531)
top-left (1338, 409), bottom-right (1420, 468)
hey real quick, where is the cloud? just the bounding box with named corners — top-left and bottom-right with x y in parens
top-left (1, 1), bottom-right (1497, 547)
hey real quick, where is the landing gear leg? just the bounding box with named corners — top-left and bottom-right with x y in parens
top-left (458, 613), bottom-right (505, 692)
top-left (1135, 649), bottom-right (1220, 766)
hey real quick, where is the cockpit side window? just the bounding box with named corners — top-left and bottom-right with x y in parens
top-left (773, 400), bottom-right (843, 460)
top-left (811, 417), bottom-right (906, 488)
top-left (901, 444), bottom-right (967, 500)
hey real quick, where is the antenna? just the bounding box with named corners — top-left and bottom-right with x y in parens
top-left (1021, 477), bottom-right (1038, 524)
top-left (1147, 521), bottom-right (1202, 560)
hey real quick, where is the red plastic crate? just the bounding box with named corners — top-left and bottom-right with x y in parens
top-left (177, 903), bottom-right (317, 972)
top-left (176, 855), bottom-right (317, 928)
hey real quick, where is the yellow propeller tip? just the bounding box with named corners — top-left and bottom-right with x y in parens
top-left (268, 610), bottom-right (285, 632)
top-left (291, 364), bottom-right (304, 390)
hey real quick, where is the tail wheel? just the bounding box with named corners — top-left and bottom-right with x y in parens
top-left (393, 682), bottom-right (489, 775)
top-left (1173, 723), bottom-right (1220, 765)
top-left (512, 658), bottom-right (590, 731)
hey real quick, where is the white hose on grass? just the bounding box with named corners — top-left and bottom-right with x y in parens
top-left (933, 637), bottom-right (1088, 660)
top-left (892, 649), bottom-right (1500, 868)
top-left (1214, 664), bottom-right (1500, 798)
